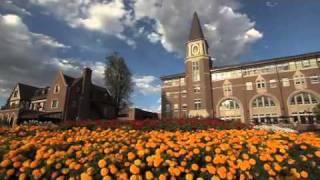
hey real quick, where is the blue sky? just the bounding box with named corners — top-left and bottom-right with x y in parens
top-left (0, 0), bottom-right (319, 112)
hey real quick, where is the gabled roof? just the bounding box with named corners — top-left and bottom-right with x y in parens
top-left (189, 12), bottom-right (205, 41)
top-left (17, 83), bottom-right (41, 100)
top-left (63, 74), bottom-right (76, 86)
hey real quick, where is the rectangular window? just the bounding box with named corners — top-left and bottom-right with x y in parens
top-left (182, 104), bottom-right (187, 111)
top-left (246, 82), bottom-right (253, 90)
top-left (174, 104), bottom-right (179, 112)
top-left (194, 99), bottom-right (201, 110)
top-left (302, 60), bottom-right (310, 67)
top-left (269, 79), bottom-right (277, 88)
top-left (282, 78), bottom-right (290, 87)
top-left (310, 75), bottom-right (320, 84)
top-left (193, 86), bottom-right (200, 93)
top-left (51, 100), bottom-right (58, 108)
top-left (192, 61), bottom-right (200, 81)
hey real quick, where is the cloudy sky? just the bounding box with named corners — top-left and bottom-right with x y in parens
top-left (0, 0), bottom-right (319, 112)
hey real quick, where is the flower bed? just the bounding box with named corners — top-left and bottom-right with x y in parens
top-left (0, 126), bottom-right (320, 179)
top-left (59, 119), bottom-right (249, 131)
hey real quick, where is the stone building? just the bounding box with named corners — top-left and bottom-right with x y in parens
top-left (161, 12), bottom-right (320, 124)
top-left (0, 68), bottom-right (115, 126)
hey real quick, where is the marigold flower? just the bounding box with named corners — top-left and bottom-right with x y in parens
top-left (130, 164), bottom-right (140, 175)
top-left (1, 159), bottom-right (11, 168)
top-left (300, 171), bottom-right (308, 178)
top-left (98, 159), bottom-right (107, 168)
top-left (145, 171), bottom-right (154, 180)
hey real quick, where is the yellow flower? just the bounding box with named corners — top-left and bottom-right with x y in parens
top-left (185, 173), bottom-right (194, 180)
top-left (205, 156), bottom-right (212, 162)
top-left (206, 165), bottom-right (216, 174)
top-left (191, 164), bottom-right (199, 171)
top-left (145, 171), bottom-right (154, 180)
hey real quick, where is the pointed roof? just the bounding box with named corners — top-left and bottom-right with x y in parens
top-left (17, 83), bottom-right (41, 100)
top-left (189, 12), bottom-right (205, 41)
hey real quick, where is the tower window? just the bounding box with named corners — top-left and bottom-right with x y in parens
top-left (192, 61), bottom-right (200, 81)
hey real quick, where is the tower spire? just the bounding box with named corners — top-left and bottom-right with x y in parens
top-left (188, 12), bottom-right (205, 41)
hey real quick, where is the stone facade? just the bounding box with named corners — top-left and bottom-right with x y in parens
top-left (161, 12), bottom-right (320, 124)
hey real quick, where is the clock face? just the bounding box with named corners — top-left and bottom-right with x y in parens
top-left (191, 44), bottom-right (200, 56)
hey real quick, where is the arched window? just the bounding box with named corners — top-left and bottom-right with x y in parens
top-left (218, 99), bottom-right (242, 122)
top-left (290, 92), bottom-right (318, 105)
top-left (252, 96), bottom-right (276, 107)
top-left (220, 99), bottom-right (240, 110)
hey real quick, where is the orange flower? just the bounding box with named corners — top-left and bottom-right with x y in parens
top-left (100, 168), bottom-right (109, 177)
top-left (206, 165), bottom-right (216, 174)
top-left (315, 151), bottom-right (320, 158)
top-left (128, 152), bottom-right (136, 161)
top-left (130, 164), bottom-right (140, 175)
top-left (300, 171), bottom-right (308, 178)
top-left (217, 166), bottom-right (227, 179)
top-left (191, 164), bottom-right (199, 171)
top-left (1, 159), bottom-right (11, 168)
top-left (98, 159), bottom-right (107, 168)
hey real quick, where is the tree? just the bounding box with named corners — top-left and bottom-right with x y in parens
top-left (104, 52), bottom-right (133, 117)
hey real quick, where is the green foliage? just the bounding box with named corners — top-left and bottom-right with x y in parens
top-left (104, 52), bottom-right (133, 116)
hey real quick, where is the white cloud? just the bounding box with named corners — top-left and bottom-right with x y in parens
top-left (132, 75), bottom-right (161, 95)
top-left (0, 0), bottom-right (32, 16)
top-left (133, 0), bottom-right (263, 65)
top-left (29, 0), bottom-right (135, 45)
top-left (0, 13), bottom-right (77, 106)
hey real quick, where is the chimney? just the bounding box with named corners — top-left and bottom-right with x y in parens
top-left (78, 67), bottom-right (92, 120)
top-left (82, 67), bottom-right (92, 94)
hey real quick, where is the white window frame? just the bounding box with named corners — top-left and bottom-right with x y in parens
top-left (51, 100), bottom-right (59, 109)
top-left (246, 82), bottom-right (253, 90)
top-left (282, 78), bottom-right (290, 87)
top-left (194, 99), bottom-right (202, 110)
top-left (192, 61), bottom-right (200, 82)
top-left (269, 79), bottom-right (277, 88)
top-left (256, 80), bottom-right (266, 89)
top-left (54, 84), bottom-right (60, 94)
top-left (310, 75), bottom-right (320, 84)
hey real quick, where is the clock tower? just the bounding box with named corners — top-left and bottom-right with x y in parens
top-left (185, 12), bottom-right (213, 118)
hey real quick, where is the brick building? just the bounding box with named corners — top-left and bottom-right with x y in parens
top-left (161, 12), bottom-right (320, 124)
top-left (0, 68), bottom-right (115, 126)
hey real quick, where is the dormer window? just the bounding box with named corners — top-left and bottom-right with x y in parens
top-left (54, 85), bottom-right (60, 94)
top-left (256, 80), bottom-right (266, 89)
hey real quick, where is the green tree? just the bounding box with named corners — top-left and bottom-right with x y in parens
top-left (104, 52), bottom-right (133, 117)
